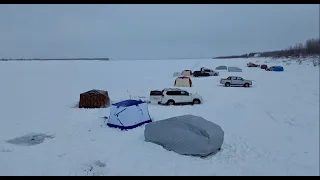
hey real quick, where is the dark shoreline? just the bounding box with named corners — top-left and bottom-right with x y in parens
top-left (0, 58), bottom-right (110, 61)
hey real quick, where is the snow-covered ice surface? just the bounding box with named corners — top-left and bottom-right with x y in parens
top-left (0, 58), bottom-right (318, 176)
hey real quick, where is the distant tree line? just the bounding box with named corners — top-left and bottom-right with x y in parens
top-left (213, 38), bottom-right (320, 59)
top-left (1, 58), bottom-right (110, 61)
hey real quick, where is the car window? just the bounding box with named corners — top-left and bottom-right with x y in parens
top-left (232, 77), bottom-right (237, 80)
top-left (150, 91), bottom-right (162, 96)
top-left (167, 91), bottom-right (180, 96)
top-left (181, 91), bottom-right (189, 96)
top-left (238, 77), bottom-right (243, 80)
top-left (166, 91), bottom-right (174, 95)
top-left (227, 77), bottom-right (231, 80)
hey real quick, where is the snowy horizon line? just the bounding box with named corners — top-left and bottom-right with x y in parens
top-left (0, 57), bottom-right (215, 61)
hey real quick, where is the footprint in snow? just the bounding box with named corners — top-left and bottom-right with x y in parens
top-left (82, 160), bottom-right (108, 176)
top-left (0, 147), bottom-right (13, 153)
top-left (282, 112), bottom-right (297, 126)
top-left (232, 102), bottom-right (245, 109)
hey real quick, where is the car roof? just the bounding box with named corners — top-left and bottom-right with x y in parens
top-left (163, 88), bottom-right (184, 91)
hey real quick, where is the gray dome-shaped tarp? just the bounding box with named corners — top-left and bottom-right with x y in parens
top-left (144, 115), bottom-right (224, 157)
top-left (228, 66), bottom-right (242, 72)
top-left (215, 66), bottom-right (228, 70)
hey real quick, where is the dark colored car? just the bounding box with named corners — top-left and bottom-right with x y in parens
top-left (193, 69), bottom-right (219, 77)
top-left (266, 66), bottom-right (275, 71)
top-left (193, 71), bottom-right (210, 77)
top-left (260, 64), bottom-right (268, 69)
top-left (247, 62), bottom-right (260, 67)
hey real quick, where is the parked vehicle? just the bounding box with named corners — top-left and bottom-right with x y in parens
top-left (220, 76), bottom-right (252, 87)
top-left (158, 88), bottom-right (203, 105)
top-left (260, 64), bottom-right (268, 69)
top-left (193, 69), bottom-right (219, 77)
top-left (247, 62), bottom-right (260, 67)
top-left (266, 66), bottom-right (275, 71)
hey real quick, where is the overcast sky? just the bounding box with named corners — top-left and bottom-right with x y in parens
top-left (0, 4), bottom-right (319, 59)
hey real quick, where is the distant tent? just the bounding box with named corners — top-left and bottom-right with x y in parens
top-left (181, 70), bottom-right (193, 76)
top-left (272, 66), bottom-right (284, 72)
top-left (174, 76), bottom-right (192, 87)
top-left (79, 89), bottom-right (110, 108)
top-left (107, 100), bottom-right (152, 130)
top-left (215, 66), bottom-right (228, 70)
top-left (260, 64), bottom-right (268, 69)
top-left (228, 67), bottom-right (242, 72)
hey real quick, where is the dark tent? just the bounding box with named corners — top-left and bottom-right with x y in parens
top-left (215, 66), bottom-right (227, 70)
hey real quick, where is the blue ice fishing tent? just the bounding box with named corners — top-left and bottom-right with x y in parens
top-left (273, 66), bottom-right (284, 72)
top-left (107, 100), bottom-right (152, 130)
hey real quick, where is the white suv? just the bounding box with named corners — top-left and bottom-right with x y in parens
top-left (158, 88), bottom-right (203, 105)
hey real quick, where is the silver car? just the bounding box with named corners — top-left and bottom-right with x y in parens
top-left (220, 76), bottom-right (252, 87)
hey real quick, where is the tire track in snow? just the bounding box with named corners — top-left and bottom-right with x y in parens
top-left (206, 134), bottom-right (272, 165)
top-left (265, 110), bottom-right (298, 127)
top-left (265, 111), bottom-right (278, 123)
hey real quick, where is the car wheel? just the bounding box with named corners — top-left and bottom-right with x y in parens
top-left (225, 82), bottom-right (230, 87)
top-left (193, 99), bottom-right (201, 105)
top-left (167, 100), bottom-right (175, 106)
top-left (244, 83), bottom-right (249, 87)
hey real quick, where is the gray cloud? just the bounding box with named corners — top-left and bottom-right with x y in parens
top-left (0, 4), bottom-right (319, 59)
